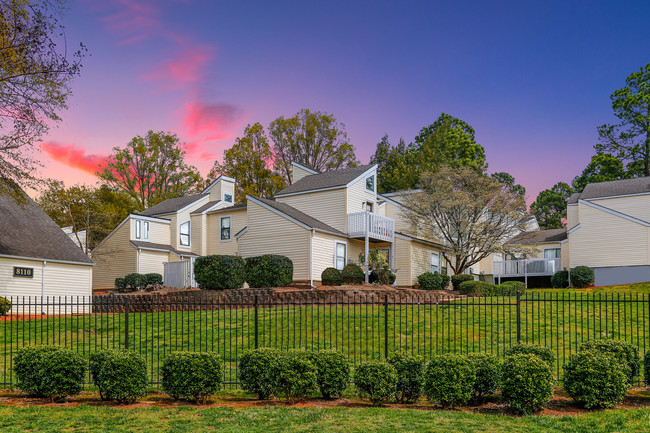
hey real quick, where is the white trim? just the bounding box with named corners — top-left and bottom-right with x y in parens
top-left (560, 239), bottom-right (569, 244)
top-left (381, 189), bottom-right (422, 197)
top-left (430, 251), bottom-right (441, 274)
top-left (542, 246), bottom-right (562, 259)
top-left (179, 220), bottom-right (191, 247)
top-left (365, 174), bottom-right (376, 192)
top-left (567, 223), bottom-right (581, 234)
top-left (177, 195), bottom-right (209, 214)
top-left (334, 240), bottom-right (348, 270)
top-left (135, 246), bottom-right (172, 253)
top-left (93, 214), bottom-right (170, 253)
top-left (223, 192), bottom-right (234, 204)
top-left (567, 203), bottom-right (578, 206)
top-left (578, 199), bottom-right (650, 226)
top-left (0, 253), bottom-right (94, 266)
top-left (191, 200), bottom-right (223, 215)
top-left (274, 165), bottom-right (378, 198)
top-left (582, 191), bottom-right (650, 202)
top-left (292, 161), bottom-right (319, 175)
top-left (345, 165), bottom-right (378, 188)
top-left (234, 226), bottom-right (248, 239)
top-left (219, 215), bottom-right (233, 242)
top-left (202, 175), bottom-right (236, 194)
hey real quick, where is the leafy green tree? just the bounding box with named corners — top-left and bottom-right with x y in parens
top-left (208, 123), bottom-right (286, 202)
top-left (0, 0), bottom-right (86, 198)
top-left (530, 182), bottom-right (574, 229)
top-left (97, 131), bottom-right (204, 210)
top-left (370, 135), bottom-right (420, 193)
top-left (491, 172), bottom-right (526, 198)
top-left (572, 153), bottom-right (630, 192)
top-left (596, 63), bottom-right (650, 176)
top-left (269, 109), bottom-right (358, 184)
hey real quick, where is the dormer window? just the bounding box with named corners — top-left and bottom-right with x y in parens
top-left (134, 220), bottom-right (150, 240)
top-left (179, 221), bottom-right (190, 246)
top-left (224, 193), bottom-right (233, 203)
top-left (365, 175), bottom-right (375, 192)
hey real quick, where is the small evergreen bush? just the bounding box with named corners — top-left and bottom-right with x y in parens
top-left (194, 255), bottom-right (245, 290)
top-left (466, 353), bottom-right (500, 399)
top-left (551, 270), bottom-right (569, 288)
top-left (579, 339), bottom-right (640, 382)
top-left (14, 346), bottom-right (86, 402)
top-left (124, 273), bottom-right (147, 291)
top-left (457, 280), bottom-right (495, 296)
top-left (417, 272), bottom-right (444, 290)
top-left (354, 360), bottom-right (397, 406)
top-left (245, 255), bottom-right (293, 288)
top-left (162, 352), bottom-right (224, 404)
top-left (451, 274), bottom-right (473, 290)
top-left (341, 264), bottom-right (364, 284)
top-left (144, 273), bottom-right (163, 286)
top-left (0, 296), bottom-right (11, 315)
top-left (505, 344), bottom-right (555, 367)
top-left (307, 350), bottom-right (350, 399)
top-left (369, 268), bottom-right (396, 285)
top-left (563, 350), bottom-right (629, 409)
top-left (501, 354), bottom-right (554, 414)
top-left (423, 354), bottom-right (476, 407)
top-left (321, 267), bottom-right (343, 286)
top-left (570, 266), bottom-right (595, 288)
top-left (269, 350), bottom-right (317, 403)
top-left (92, 349), bottom-right (148, 404)
top-left (114, 278), bottom-right (127, 292)
top-left (387, 350), bottom-right (424, 403)
top-left (238, 347), bottom-right (280, 399)
top-left (496, 281), bottom-right (526, 295)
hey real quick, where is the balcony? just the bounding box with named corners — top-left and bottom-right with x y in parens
top-left (347, 211), bottom-right (395, 242)
top-left (493, 258), bottom-right (562, 278)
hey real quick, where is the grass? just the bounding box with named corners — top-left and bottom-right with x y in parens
top-left (2, 405), bottom-right (650, 432)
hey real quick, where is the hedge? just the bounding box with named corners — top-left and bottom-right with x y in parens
top-left (14, 346), bottom-right (86, 402)
top-left (504, 344), bottom-right (555, 367)
top-left (162, 352), bottom-right (224, 404)
top-left (144, 273), bottom-right (163, 286)
top-left (551, 270), bottom-right (569, 289)
top-left (307, 350), bottom-right (350, 399)
top-left (238, 348), bottom-right (280, 399)
top-left (321, 267), bottom-right (343, 286)
top-left (563, 351), bottom-right (629, 409)
top-left (114, 278), bottom-right (127, 292)
top-left (457, 280), bottom-right (495, 296)
top-left (245, 255), bottom-right (293, 288)
top-left (387, 350), bottom-right (424, 403)
top-left (269, 350), bottom-right (317, 403)
top-left (0, 296), bottom-right (11, 315)
top-left (194, 255), bottom-right (245, 290)
top-left (369, 268), bottom-right (396, 285)
top-left (91, 349), bottom-right (148, 403)
top-left (570, 266), bottom-right (595, 288)
top-left (341, 264), bottom-right (364, 284)
top-left (354, 360), bottom-right (397, 406)
top-left (124, 273), bottom-right (147, 291)
top-left (501, 353), bottom-right (554, 414)
top-left (417, 272), bottom-right (445, 291)
top-left (423, 354), bottom-right (475, 408)
top-left (497, 281), bottom-right (526, 295)
top-left (451, 274), bottom-right (473, 290)
top-left (466, 353), bottom-right (500, 399)
top-left (579, 339), bottom-right (640, 382)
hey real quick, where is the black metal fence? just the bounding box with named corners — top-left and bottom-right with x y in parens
top-left (1, 291), bottom-right (650, 389)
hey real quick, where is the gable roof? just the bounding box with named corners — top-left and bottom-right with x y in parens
top-left (249, 196), bottom-right (346, 236)
top-left (275, 164), bottom-right (375, 196)
top-left (507, 228), bottom-right (567, 245)
top-left (205, 202), bottom-right (247, 215)
top-left (139, 194), bottom-right (205, 216)
top-left (0, 193), bottom-right (94, 265)
top-left (570, 177), bottom-right (650, 203)
top-left (567, 192), bottom-right (581, 204)
top-left (190, 200), bottom-right (221, 215)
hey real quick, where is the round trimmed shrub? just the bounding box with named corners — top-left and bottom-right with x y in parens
top-left (579, 339), bottom-right (640, 382)
top-left (194, 255), bottom-right (245, 290)
top-left (308, 350), bottom-right (350, 399)
top-left (90, 349), bottom-right (148, 404)
top-left (124, 273), bottom-right (146, 290)
top-left (551, 270), bottom-right (569, 289)
top-left (570, 266), bottom-right (594, 288)
top-left (162, 352), bottom-right (224, 404)
top-left (458, 280), bottom-right (496, 296)
top-left (466, 353), bottom-right (500, 399)
top-left (144, 273), bottom-right (163, 287)
top-left (387, 350), bottom-right (424, 403)
top-left (14, 346), bottom-right (86, 402)
top-left (501, 354), bottom-right (554, 414)
top-left (0, 296), bottom-right (11, 315)
top-left (423, 354), bottom-right (476, 407)
top-left (417, 272), bottom-right (444, 291)
top-left (369, 268), bottom-right (396, 285)
top-left (245, 255), bottom-right (293, 288)
top-left (269, 350), bottom-right (317, 403)
top-left (341, 264), bottom-right (364, 284)
top-left (321, 267), bottom-right (343, 286)
top-left (563, 351), bottom-right (629, 409)
top-left (238, 347), bottom-right (280, 399)
top-left (354, 360), bottom-right (397, 406)
top-left (497, 281), bottom-right (526, 295)
top-left (504, 344), bottom-right (555, 367)
top-left (451, 274), bottom-right (473, 290)
top-left (114, 278), bottom-right (127, 292)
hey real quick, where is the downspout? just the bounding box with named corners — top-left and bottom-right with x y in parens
top-left (137, 249), bottom-right (141, 274)
top-left (41, 260), bottom-right (46, 315)
top-left (310, 229), bottom-right (315, 288)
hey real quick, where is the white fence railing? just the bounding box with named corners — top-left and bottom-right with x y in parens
top-left (347, 211), bottom-right (395, 242)
top-left (494, 258), bottom-right (562, 277)
top-left (163, 259), bottom-right (196, 289)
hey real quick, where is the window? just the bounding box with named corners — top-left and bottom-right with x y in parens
top-left (179, 221), bottom-right (190, 246)
top-left (543, 248), bottom-right (561, 259)
top-left (142, 221), bottom-right (150, 240)
top-left (335, 242), bottom-right (347, 270)
top-left (224, 193), bottom-right (233, 203)
top-left (365, 175), bottom-right (375, 192)
top-left (430, 252), bottom-right (439, 274)
top-left (134, 220), bottom-right (150, 240)
top-left (365, 201), bottom-right (374, 212)
top-left (135, 220), bottom-right (141, 239)
top-left (220, 216), bottom-right (231, 241)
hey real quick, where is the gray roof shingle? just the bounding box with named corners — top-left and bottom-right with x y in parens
top-left (275, 164), bottom-right (375, 196)
top-left (139, 194), bottom-right (206, 216)
top-left (0, 193), bottom-right (93, 264)
top-left (190, 200), bottom-right (221, 215)
top-left (252, 196), bottom-right (346, 236)
top-left (130, 241), bottom-right (198, 256)
top-left (570, 177), bottom-right (650, 203)
top-left (205, 202), bottom-right (247, 215)
top-left (507, 228), bottom-right (567, 245)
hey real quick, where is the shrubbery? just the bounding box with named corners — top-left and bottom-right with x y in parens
top-left (238, 348), bottom-right (279, 399)
top-left (321, 267), bottom-right (343, 286)
top-left (504, 344), bottom-right (555, 367)
top-left (114, 278), bottom-right (127, 292)
top-left (341, 264), bottom-right (364, 284)
top-left (451, 274), bottom-right (473, 290)
top-left (579, 339), bottom-right (639, 382)
top-left (0, 296), bottom-right (11, 315)
top-left (307, 350), bottom-right (350, 399)
top-left (563, 351), bottom-right (629, 409)
top-left (269, 350), bottom-right (317, 403)
top-left (116, 273), bottom-right (162, 291)
top-left (423, 354), bottom-right (475, 407)
top-left (570, 266), bottom-right (595, 288)
top-left (369, 268), bottom-right (396, 285)
top-left (466, 353), bottom-right (500, 399)
top-left (162, 352), bottom-right (224, 404)
top-left (457, 280), bottom-right (495, 296)
top-left (500, 354), bottom-right (554, 414)
top-left (124, 273), bottom-right (147, 291)
top-left (354, 360), bottom-right (397, 406)
top-left (144, 273), bottom-right (163, 286)
top-left (90, 349), bottom-right (148, 403)
top-left (245, 255), bottom-right (293, 288)
top-left (387, 351), bottom-right (424, 403)
top-left (14, 346), bottom-right (86, 402)
top-left (496, 281), bottom-right (526, 295)
top-left (194, 255), bottom-right (245, 290)
top-left (551, 270), bottom-right (569, 288)
top-left (417, 272), bottom-right (445, 291)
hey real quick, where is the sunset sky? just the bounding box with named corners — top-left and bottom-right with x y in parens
top-left (37, 0), bottom-right (650, 203)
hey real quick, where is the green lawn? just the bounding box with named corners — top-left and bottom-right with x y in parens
top-left (1, 405), bottom-right (650, 432)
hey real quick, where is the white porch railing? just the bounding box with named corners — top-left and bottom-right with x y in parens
top-left (494, 258), bottom-right (562, 278)
top-left (163, 259), bottom-right (196, 289)
top-left (347, 211), bottom-right (395, 242)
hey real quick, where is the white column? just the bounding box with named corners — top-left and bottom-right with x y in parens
top-left (365, 212), bottom-right (370, 283)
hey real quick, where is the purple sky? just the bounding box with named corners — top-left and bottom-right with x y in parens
top-left (37, 0), bottom-right (650, 203)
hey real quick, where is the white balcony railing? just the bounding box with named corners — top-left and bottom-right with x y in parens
top-left (347, 211), bottom-right (395, 242)
top-left (494, 258), bottom-right (561, 277)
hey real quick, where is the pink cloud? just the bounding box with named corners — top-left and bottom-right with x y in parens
top-left (183, 101), bottom-right (242, 138)
top-left (41, 142), bottom-right (109, 175)
top-left (100, 0), bottom-right (161, 44)
top-left (143, 46), bottom-right (215, 90)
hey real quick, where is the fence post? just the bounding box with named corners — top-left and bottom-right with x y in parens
top-left (254, 295), bottom-right (259, 349)
top-left (124, 296), bottom-right (130, 350)
top-left (384, 295), bottom-right (389, 359)
top-left (516, 290), bottom-right (521, 344)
